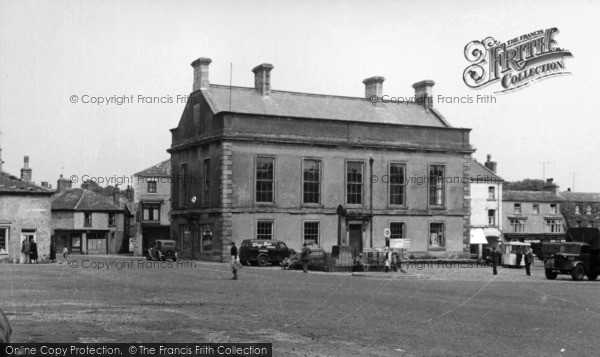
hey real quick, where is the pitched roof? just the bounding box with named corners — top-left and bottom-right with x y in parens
top-left (503, 190), bottom-right (564, 203)
top-left (0, 170), bottom-right (53, 194)
top-left (469, 159), bottom-right (504, 182)
top-left (558, 191), bottom-right (600, 202)
top-left (134, 159), bottom-right (171, 177)
top-left (51, 188), bottom-right (123, 211)
top-left (202, 85), bottom-right (452, 127)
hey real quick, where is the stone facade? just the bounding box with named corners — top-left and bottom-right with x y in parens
top-left (169, 57), bottom-right (475, 261)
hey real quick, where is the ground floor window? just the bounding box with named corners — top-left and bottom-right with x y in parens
top-left (0, 227), bottom-right (8, 253)
top-left (200, 224), bottom-right (213, 252)
top-left (390, 222), bottom-right (405, 239)
top-left (303, 221), bottom-right (319, 246)
top-left (87, 232), bottom-right (107, 252)
top-left (256, 221), bottom-right (273, 240)
top-left (429, 222), bottom-right (445, 249)
top-left (180, 224), bottom-right (191, 250)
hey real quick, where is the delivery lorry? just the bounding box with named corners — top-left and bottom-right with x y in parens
top-left (544, 227), bottom-right (600, 281)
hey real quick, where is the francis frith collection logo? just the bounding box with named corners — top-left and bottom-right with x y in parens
top-left (463, 28), bottom-right (572, 93)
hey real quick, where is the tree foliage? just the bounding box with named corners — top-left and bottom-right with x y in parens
top-left (503, 179), bottom-right (546, 191)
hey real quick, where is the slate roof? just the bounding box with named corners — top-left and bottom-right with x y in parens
top-left (469, 159), bottom-right (504, 182)
top-left (52, 188), bottom-right (123, 211)
top-left (0, 170), bottom-right (53, 194)
top-left (201, 85), bottom-right (452, 127)
top-left (134, 159), bottom-right (171, 177)
top-left (558, 192), bottom-right (600, 202)
top-left (503, 190), bottom-right (564, 203)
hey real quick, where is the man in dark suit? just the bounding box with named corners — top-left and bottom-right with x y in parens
top-left (492, 247), bottom-right (498, 275)
top-left (301, 243), bottom-right (311, 273)
top-left (524, 248), bottom-right (534, 276)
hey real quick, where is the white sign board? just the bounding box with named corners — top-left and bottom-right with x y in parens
top-left (390, 239), bottom-right (410, 249)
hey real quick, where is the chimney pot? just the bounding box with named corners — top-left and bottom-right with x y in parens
top-left (487, 154), bottom-right (491, 162)
top-left (363, 76), bottom-right (385, 100)
top-left (412, 80), bottom-right (435, 109)
top-left (191, 57), bottom-right (212, 91)
top-left (252, 63), bottom-right (274, 97)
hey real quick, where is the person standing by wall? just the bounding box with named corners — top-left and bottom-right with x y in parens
top-left (49, 241), bottom-right (56, 263)
top-left (524, 248), bottom-right (533, 276)
top-left (230, 242), bottom-right (239, 280)
top-left (301, 242), bottom-right (311, 273)
top-left (21, 238), bottom-right (30, 264)
top-left (29, 238), bottom-right (38, 264)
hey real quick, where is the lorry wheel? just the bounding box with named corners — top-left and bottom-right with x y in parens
top-left (257, 254), bottom-right (269, 267)
top-left (545, 269), bottom-right (558, 280)
top-left (571, 264), bottom-right (585, 281)
top-left (587, 273), bottom-right (598, 281)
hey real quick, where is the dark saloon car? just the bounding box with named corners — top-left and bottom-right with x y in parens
top-left (239, 239), bottom-right (294, 267)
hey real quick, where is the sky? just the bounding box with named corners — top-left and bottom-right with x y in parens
top-left (1, 0), bottom-right (598, 192)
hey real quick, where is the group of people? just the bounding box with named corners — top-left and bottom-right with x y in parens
top-left (490, 246), bottom-right (534, 276)
top-left (21, 237), bottom-right (39, 264)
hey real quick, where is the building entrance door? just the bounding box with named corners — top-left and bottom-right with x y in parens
top-left (348, 224), bottom-right (363, 255)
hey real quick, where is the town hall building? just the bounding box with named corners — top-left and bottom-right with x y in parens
top-left (168, 57), bottom-right (475, 261)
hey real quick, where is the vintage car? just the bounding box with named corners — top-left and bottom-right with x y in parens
top-left (239, 239), bottom-right (294, 267)
top-left (146, 239), bottom-right (178, 262)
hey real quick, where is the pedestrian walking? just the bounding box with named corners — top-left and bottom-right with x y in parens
top-left (524, 248), bottom-right (534, 276)
top-left (230, 242), bottom-right (239, 280)
top-left (21, 238), bottom-right (30, 264)
top-left (62, 246), bottom-right (69, 262)
top-left (301, 242), bottom-right (311, 273)
top-left (491, 247), bottom-right (498, 275)
top-left (516, 250), bottom-right (523, 268)
top-left (29, 238), bottom-right (38, 264)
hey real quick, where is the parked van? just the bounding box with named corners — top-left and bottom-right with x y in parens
top-left (239, 239), bottom-right (294, 267)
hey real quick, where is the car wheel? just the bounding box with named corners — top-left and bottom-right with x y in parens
top-left (587, 273), bottom-right (598, 281)
top-left (571, 264), bottom-right (585, 281)
top-left (257, 254), bottom-right (269, 267)
top-left (545, 269), bottom-right (557, 280)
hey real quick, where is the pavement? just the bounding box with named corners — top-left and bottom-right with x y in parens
top-left (1, 256), bottom-right (599, 356)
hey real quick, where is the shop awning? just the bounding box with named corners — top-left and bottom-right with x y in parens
top-left (484, 227), bottom-right (502, 238)
top-left (470, 228), bottom-right (488, 244)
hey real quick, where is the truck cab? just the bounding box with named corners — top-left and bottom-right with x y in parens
top-left (544, 228), bottom-right (600, 281)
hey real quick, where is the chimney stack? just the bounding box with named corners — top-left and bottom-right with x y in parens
top-left (191, 57), bottom-right (212, 91)
top-left (543, 178), bottom-right (559, 195)
top-left (20, 156), bottom-right (32, 182)
top-left (484, 154), bottom-right (497, 173)
top-left (412, 80), bottom-right (435, 109)
top-left (41, 181), bottom-right (49, 188)
top-left (252, 63), bottom-right (274, 97)
top-left (363, 76), bottom-right (385, 100)
top-left (57, 174), bottom-right (72, 192)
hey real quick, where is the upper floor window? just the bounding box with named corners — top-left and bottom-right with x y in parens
top-left (510, 219), bottom-right (525, 233)
top-left (488, 186), bottom-right (495, 200)
top-left (586, 205), bottom-right (592, 215)
top-left (389, 163), bottom-right (406, 206)
top-left (429, 165), bottom-right (445, 207)
top-left (108, 213), bottom-right (116, 226)
top-left (255, 157), bottom-right (274, 203)
top-left (346, 161), bottom-right (364, 205)
top-left (203, 158), bottom-right (211, 204)
top-left (179, 163), bottom-right (188, 208)
top-left (256, 221), bottom-right (273, 240)
top-left (532, 204), bottom-right (539, 214)
top-left (550, 204), bottom-right (558, 214)
top-left (429, 222), bottom-right (445, 248)
top-left (84, 213), bottom-right (92, 227)
top-left (142, 204), bottom-right (160, 222)
top-left (546, 219), bottom-right (562, 233)
top-left (488, 209), bottom-right (496, 226)
top-left (575, 205), bottom-right (581, 215)
top-left (303, 159), bottom-right (321, 204)
top-left (513, 203), bottom-right (521, 214)
top-left (193, 104), bottom-right (200, 125)
top-left (147, 180), bottom-right (157, 194)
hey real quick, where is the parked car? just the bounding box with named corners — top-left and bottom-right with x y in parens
top-left (239, 239), bottom-right (294, 267)
top-left (146, 239), bottom-right (178, 261)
